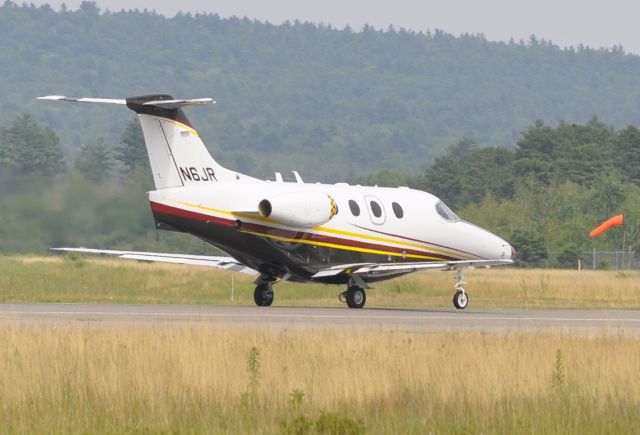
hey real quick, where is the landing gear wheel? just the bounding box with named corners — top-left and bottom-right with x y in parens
top-left (254, 282), bottom-right (274, 307)
top-left (338, 291), bottom-right (347, 303)
top-left (453, 290), bottom-right (468, 310)
top-left (346, 287), bottom-right (366, 309)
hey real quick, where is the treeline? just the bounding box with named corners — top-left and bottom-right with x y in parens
top-left (363, 119), bottom-right (640, 267)
top-left (0, 113), bottom-right (214, 254)
top-left (2, 2), bottom-right (640, 180)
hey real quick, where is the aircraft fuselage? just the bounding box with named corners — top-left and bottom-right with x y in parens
top-left (149, 181), bottom-right (512, 284)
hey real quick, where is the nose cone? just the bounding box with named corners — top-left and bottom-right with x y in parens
top-left (478, 227), bottom-right (513, 261)
top-left (458, 222), bottom-right (515, 261)
top-left (497, 240), bottom-right (514, 261)
top-left (493, 234), bottom-right (515, 261)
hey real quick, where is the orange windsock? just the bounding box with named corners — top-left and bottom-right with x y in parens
top-left (589, 214), bottom-right (624, 238)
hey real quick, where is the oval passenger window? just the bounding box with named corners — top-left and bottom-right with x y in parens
top-left (392, 202), bottom-right (403, 219)
top-left (348, 200), bottom-right (360, 216)
top-left (370, 201), bottom-right (382, 218)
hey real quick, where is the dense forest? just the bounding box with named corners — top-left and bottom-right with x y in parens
top-left (2, 2), bottom-right (640, 267)
top-left (2, 2), bottom-right (640, 180)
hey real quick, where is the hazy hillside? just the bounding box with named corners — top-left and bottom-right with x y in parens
top-left (2, 2), bottom-right (640, 180)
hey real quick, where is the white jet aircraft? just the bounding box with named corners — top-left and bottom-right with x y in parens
top-left (39, 94), bottom-right (515, 309)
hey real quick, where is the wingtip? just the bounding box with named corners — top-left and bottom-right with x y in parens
top-left (37, 95), bottom-right (66, 100)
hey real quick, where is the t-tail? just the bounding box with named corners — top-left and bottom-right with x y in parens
top-left (37, 94), bottom-right (254, 188)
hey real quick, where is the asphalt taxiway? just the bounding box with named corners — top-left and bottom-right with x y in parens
top-left (0, 303), bottom-right (638, 334)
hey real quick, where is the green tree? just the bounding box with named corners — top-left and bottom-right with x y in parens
top-left (414, 139), bottom-right (514, 209)
top-left (510, 229), bottom-right (548, 267)
top-left (116, 118), bottom-right (147, 175)
top-left (0, 113), bottom-right (65, 176)
top-left (613, 126), bottom-right (640, 183)
top-left (350, 169), bottom-right (414, 187)
top-left (416, 138), bottom-right (474, 209)
top-left (74, 138), bottom-right (113, 182)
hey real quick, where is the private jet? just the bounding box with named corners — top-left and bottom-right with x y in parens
top-left (39, 94), bottom-right (515, 309)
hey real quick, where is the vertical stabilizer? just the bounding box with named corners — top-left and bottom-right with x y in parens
top-left (125, 94), bottom-right (244, 188)
top-left (38, 93), bottom-right (255, 190)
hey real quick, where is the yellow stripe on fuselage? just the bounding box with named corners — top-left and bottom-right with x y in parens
top-left (175, 200), bottom-right (277, 224)
top-left (237, 229), bottom-right (446, 261)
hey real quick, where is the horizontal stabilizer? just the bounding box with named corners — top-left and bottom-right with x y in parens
top-left (37, 96), bottom-right (126, 105)
top-left (37, 95), bottom-right (215, 109)
top-left (142, 98), bottom-right (215, 109)
top-left (51, 247), bottom-right (258, 276)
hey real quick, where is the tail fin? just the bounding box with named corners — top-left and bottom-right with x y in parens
top-left (38, 94), bottom-right (252, 189)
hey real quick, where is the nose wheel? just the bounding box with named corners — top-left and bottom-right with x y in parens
top-left (452, 269), bottom-right (469, 310)
top-left (453, 289), bottom-right (468, 309)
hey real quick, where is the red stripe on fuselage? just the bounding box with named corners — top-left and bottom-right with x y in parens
top-left (151, 201), bottom-right (235, 228)
top-left (150, 201), bottom-right (457, 261)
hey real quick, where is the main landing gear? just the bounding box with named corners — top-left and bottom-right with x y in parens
top-left (339, 286), bottom-right (367, 309)
top-left (452, 268), bottom-right (469, 310)
top-left (339, 276), bottom-right (368, 309)
top-left (254, 279), bottom-right (274, 307)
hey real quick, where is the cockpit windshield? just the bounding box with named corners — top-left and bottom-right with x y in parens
top-left (435, 201), bottom-right (460, 222)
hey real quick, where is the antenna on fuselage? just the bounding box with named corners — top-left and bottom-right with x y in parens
top-left (292, 171), bottom-right (304, 184)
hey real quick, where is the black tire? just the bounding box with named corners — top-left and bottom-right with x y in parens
top-left (254, 283), bottom-right (274, 307)
top-left (346, 287), bottom-right (366, 309)
top-left (453, 290), bottom-right (468, 310)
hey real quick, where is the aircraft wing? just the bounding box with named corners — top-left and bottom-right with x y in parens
top-left (51, 247), bottom-right (258, 276)
top-left (312, 259), bottom-right (513, 279)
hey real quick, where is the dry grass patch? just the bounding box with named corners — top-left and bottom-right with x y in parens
top-left (0, 322), bottom-right (639, 433)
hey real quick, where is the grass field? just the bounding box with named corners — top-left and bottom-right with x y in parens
top-left (1, 255), bottom-right (640, 309)
top-left (2, 256), bottom-right (639, 433)
top-left (0, 323), bottom-right (638, 434)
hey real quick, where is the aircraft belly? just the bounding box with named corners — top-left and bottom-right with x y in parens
top-left (151, 206), bottom-right (407, 284)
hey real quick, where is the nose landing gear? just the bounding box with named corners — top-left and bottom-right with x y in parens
top-left (452, 268), bottom-right (468, 309)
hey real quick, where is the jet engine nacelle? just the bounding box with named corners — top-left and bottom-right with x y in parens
top-left (258, 192), bottom-right (337, 228)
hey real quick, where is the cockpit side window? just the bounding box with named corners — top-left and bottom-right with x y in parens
top-left (435, 201), bottom-right (459, 222)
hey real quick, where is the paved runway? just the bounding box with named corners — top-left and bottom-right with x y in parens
top-left (0, 303), bottom-right (638, 334)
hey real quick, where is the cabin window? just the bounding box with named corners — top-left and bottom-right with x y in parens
top-left (435, 201), bottom-right (459, 222)
top-left (348, 200), bottom-right (360, 216)
top-left (392, 202), bottom-right (404, 219)
top-left (364, 195), bottom-right (386, 225)
top-left (370, 201), bottom-right (382, 218)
